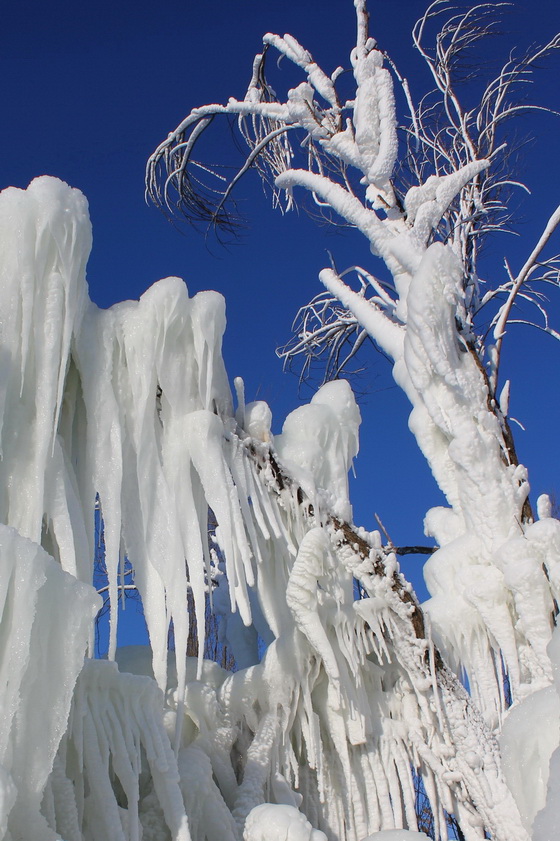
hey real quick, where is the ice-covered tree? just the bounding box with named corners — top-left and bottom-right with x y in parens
top-left (145, 0), bottom-right (560, 835)
top-left (0, 2), bottom-right (559, 841)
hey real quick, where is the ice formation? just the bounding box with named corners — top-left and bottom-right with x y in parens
top-left (1, 7), bottom-right (559, 834)
top-left (242, 804), bottom-right (325, 840)
top-left (0, 173), bottom-right (544, 841)
top-left (0, 525), bottom-right (98, 841)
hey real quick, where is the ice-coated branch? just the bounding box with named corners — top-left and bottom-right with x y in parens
top-left (277, 264), bottom-right (399, 383)
top-left (146, 100), bottom-right (294, 228)
top-left (354, 0), bottom-right (369, 57)
top-left (275, 168), bottom-right (391, 251)
top-left (318, 267), bottom-right (404, 360)
top-left (212, 124), bottom-right (299, 221)
top-left (404, 159), bottom-right (489, 243)
top-left (262, 33), bottom-right (340, 109)
top-left (147, 1), bottom-right (406, 233)
top-left (277, 292), bottom-right (373, 385)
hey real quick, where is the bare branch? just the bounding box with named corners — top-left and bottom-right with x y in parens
top-left (491, 202), bottom-right (560, 389)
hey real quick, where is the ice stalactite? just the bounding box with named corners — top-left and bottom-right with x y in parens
top-left (0, 177), bottom-right (90, 563)
top-left (51, 660), bottom-right (191, 841)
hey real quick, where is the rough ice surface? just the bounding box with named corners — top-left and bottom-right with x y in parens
top-left (0, 158), bottom-right (556, 840)
top-left (0, 524), bottom-right (99, 841)
top-left (499, 685), bottom-right (559, 831)
top-left (275, 380), bottom-right (360, 521)
top-left (518, 627), bottom-right (560, 839)
top-left (243, 804), bottom-right (327, 840)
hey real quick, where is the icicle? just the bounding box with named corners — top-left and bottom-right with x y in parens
top-left (63, 660), bottom-right (192, 841)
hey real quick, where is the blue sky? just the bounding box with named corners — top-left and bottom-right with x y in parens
top-left (2, 0), bottom-right (560, 621)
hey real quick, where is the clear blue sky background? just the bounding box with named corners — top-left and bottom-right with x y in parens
top-left (2, 0), bottom-right (559, 640)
